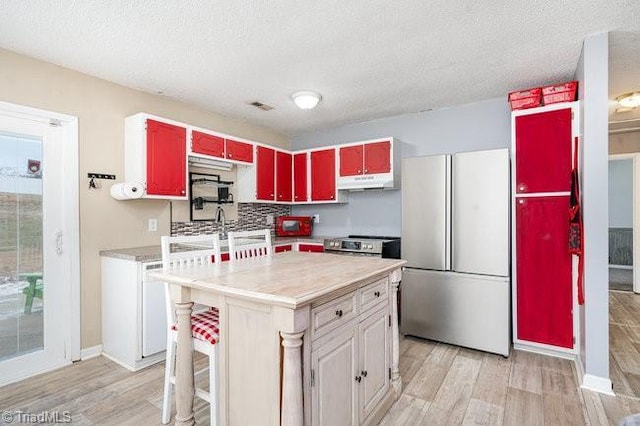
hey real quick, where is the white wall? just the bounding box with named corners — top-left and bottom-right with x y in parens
top-left (575, 32), bottom-right (610, 391)
top-left (609, 158), bottom-right (633, 228)
top-left (290, 98), bottom-right (510, 236)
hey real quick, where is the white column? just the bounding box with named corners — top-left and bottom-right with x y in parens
top-left (280, 331), bottom-right (305, 426)
top-left (175, 301), bottom-right (196, 426)
top-left (390, 269), bottom-right (403, 397)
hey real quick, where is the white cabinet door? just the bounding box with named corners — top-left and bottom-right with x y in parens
top-left (311, 327), bottom-right (359, 426)
top-left (358, 307), bottom-right (390, 420)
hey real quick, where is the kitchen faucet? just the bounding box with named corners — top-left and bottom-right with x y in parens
top-left (215, 206), bottom-right (226, 237)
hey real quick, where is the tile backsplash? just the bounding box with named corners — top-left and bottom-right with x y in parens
top-left (171, 203), bottom-right (291, 236)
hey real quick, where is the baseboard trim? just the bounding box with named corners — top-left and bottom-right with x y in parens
top-left (513, 342), bottom-right (577, 359)
top-left (80, 345), bottom-right (103, 361)
top-left (581, 373), bottom-right (615, 396)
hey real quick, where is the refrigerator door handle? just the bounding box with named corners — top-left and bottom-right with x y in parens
top-left (445, 155), bottom-right (452, 271)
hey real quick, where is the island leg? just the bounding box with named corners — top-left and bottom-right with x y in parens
top-left (390, 269), bottom-right (403, 397)
top-left (281, 331), bottom-right (305, 426)
top-left (175, 300), bottom-right (196, 426)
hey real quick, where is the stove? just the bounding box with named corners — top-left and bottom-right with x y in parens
top-left (323, 235), bottom-right (401, 258)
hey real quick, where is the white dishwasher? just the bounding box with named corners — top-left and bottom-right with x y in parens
top-left (101, 256), bottom-right (168, 371)
top-left (142, 261), bottom-right (167, 357)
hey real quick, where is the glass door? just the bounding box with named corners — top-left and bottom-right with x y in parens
top-left (0, 110), bottom-right (75, 385)
top-left (0, 132), bottom-right (44, 360)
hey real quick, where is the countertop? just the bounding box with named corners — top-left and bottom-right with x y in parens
top-left (149, 251), bottom-right (406, 309)
top-left (99, 236), bottom-right (332, 262)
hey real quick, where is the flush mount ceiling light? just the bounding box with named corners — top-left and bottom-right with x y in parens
top-left (617, 92), bottom-right (640, 108)
top-left (291, 90), bottom-right (322, 110)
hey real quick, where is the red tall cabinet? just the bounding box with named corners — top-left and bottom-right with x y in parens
top-left (512, 102), bottom-right (579, 354)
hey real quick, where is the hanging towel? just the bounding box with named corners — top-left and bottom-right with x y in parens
top-left (569, 136), bottom-right (584, 305)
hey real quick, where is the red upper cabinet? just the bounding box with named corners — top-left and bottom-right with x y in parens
top-left (276, 151), bottom-right (293, 202)
top-left (364, 141), bottom-right (391, 174)
top-left (339, 140), bottom-right (391, 177)
top-left (145, 118), bottom-right (187, 198)
top-left (191, 130), bottom-right (224, 158)
top-left (256, 146), bottom-right (275, 201)
top-left (339, 145), bottom-right (363, 176)
top-left (515, 196), bottom-right (573, 348)
top-left (311, 149), bottom-right (336, 201)
top-left (294, 153), bottom-right (308, 202)
top-left (226, 138), bottom-right (254, 163)
top-left (515, 108), bottom-right (572, 194)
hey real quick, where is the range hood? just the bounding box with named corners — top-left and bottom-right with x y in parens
top-left (188, 156), bottom-right (233, 171)
top-left (337, 172), bottom-right (395, 190)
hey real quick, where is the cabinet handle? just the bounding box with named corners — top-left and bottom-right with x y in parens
top-left (364, 169), bottom-right (368, 173)
top-left (355, 376), bottom-right (362, 383)
top-left (335, 309), bottom-right (343, 317)
top-left (374, 291), bottom-right (380, 297)
top-left (361, 370), bottom-right (367, 377)
top-left (228, 154), bottom-right (233, 158)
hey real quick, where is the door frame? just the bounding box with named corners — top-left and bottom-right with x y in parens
top-left (609, 153), bottom-right (640, 293)
top-left (0, 101), bottom-right (80, 365)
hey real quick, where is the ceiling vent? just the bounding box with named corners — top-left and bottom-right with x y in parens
top-left (249, 101), bottom-right (274, 111)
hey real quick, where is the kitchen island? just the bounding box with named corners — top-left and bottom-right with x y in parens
top-left (149, 250), bottom-right (405, 426)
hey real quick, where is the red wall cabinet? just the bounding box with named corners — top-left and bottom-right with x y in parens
top-left (298, 243), bottom-right (324, 253)
top-left (512, 102), bottom-right (578, 353)
top-left (190, 130), bottom-right (254, 164)
top-left (294, 153), bottom-right (308, 202)
top-left (226, 138), bottom-right (254, 163)
top-left (191, 130), bottom-right (225, 158)
top-left (339, 145), bottom-right (364, 176)
top-left (146, 119), bottom-right (187, 197)
top-left (364, 141), bottom-right (392, 174)
top-left (515, 196), bottom-right (573, 348)
top-left (125, 113), bottom-right (188, 200)
top-left (256, 146), bottom-right (275, 201)
top-left (276, 151), bottom-right (293, 202)
top-left (514, 108), bottom-right (572, 194)
top-left (310, 149), bottom-right (337, 201)
top-left (339, 140), bottom-right (391, 177)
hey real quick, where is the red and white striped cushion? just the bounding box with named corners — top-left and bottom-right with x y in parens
top-left (171, 307), bottom-right (219, 345)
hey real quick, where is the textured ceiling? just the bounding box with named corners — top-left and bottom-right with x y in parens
top-left (0, 1), bottom-right (639, 135)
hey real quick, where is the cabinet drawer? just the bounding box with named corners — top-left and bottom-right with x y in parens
top-left (360, 278), bottom-right (388, 313)
top-left (312, 292), bottom-right (357, 340)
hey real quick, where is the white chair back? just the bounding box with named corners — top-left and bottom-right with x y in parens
top-left (160, 233), bottom-right (222, 323)
top-left (227, 229), bottom-right (273, 262)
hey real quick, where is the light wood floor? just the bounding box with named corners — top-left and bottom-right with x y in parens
top-left (1, 292), bottom-right (640, 425)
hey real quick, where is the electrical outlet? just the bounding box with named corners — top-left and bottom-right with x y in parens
top-left (148, 218), bottom-right (157, 232)
top-left (266, 214), bottom-right (274, 225)
top-left (312, 214), bottom-right (320, 224)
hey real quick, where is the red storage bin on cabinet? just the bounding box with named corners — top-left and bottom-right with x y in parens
top-left (542, 81), bottom-right (578, 105)
top-left (508, 88), bottom-right (542, 110)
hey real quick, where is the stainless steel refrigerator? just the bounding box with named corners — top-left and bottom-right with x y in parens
top-left (400, 148), bottom-right (510, 356)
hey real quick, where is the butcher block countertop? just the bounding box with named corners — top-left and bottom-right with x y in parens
top-left (148, 250), bottom-right (406, 309)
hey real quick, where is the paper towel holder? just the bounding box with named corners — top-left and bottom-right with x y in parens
top-left (88, 172), bottom-right (116, 189)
